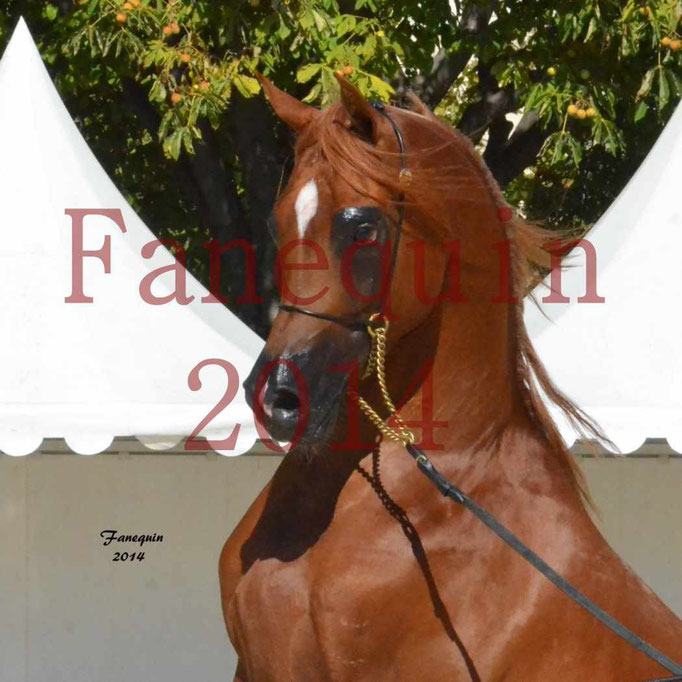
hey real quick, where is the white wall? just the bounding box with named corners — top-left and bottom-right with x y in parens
top-left (0, 448), bottom-right (279, 682)
top-left (1, 447), bottom-right (681, 682)
top-left (580, 455), bottom-right (682, 617)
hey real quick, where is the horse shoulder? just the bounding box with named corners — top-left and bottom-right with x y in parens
top-left (219, 480), bottom-right (273, 629)
top-left (580, 536), bottom-right (682, 675)
top-left (494, 482), bottom-right (682, 678)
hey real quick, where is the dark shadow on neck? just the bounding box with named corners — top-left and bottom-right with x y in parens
top-left (240, 443), bottom-right (370, 571)
top-left (356, 446), bottom-right (481, 682)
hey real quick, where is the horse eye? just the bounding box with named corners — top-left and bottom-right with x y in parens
top-left (353, 222), bottom-right (378, 243)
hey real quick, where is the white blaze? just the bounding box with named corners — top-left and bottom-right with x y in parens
top-left (294, 179), bottom-right (318, 237)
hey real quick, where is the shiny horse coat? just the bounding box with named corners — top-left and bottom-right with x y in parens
top-left (220, 75), bottom-right (682, 681)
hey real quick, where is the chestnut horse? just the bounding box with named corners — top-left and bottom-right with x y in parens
top-left (219, 75), bottom-right (682, 681)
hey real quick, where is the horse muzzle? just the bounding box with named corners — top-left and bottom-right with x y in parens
top-left (243, 332), bottom-right (369, 446)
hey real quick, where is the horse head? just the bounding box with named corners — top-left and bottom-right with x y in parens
top-left (244, 74), bottom-right (552, 451)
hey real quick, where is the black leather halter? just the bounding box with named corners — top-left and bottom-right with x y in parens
top-left (278, 101), bottom-right (406, 333)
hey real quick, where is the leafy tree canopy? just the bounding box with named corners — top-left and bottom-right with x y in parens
top-left (0, 0), bottom-right (680, 334)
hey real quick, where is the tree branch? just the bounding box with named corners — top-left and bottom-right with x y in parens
top-left (121, 79), bottom-right (247, 244)
top-left (405, 1), bottom-right (496, 108)
top-left (456, 62), bottom-right (516, 143)
top-left (454, 61), bottom-right (552, 187)
top-left (484, 111), bottom-right (551, 187)
top-left (120, 79), bottom-right (273, 332)
top-left (224, 91), bottom-right (294, 337)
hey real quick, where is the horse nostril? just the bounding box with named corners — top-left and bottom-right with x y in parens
top-left (265, 386), bottom-right (301, 442)
top-left (273, 388), bottom-right (300, 413)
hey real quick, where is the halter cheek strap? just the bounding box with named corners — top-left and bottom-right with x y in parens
top-left (277, 101), bottom-right (407, 332)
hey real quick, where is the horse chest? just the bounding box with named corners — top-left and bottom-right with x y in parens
top-left (227, 557), bottom-right (321, 679)
top-left (226, 498), bottom-right (486, 681)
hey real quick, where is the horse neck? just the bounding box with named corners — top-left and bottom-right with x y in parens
top-left (383, 251), bottom-right (586, 505)
top-left (389, 290), bottom-right (517, 451)
top-left (392, 144), bottom-right (520, 451)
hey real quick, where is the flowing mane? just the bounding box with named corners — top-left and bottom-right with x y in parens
top-left (294, 96), bottom-right (607, 500)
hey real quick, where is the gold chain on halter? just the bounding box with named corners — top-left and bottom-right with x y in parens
top-left (354, 314), bottom-right (416, 446)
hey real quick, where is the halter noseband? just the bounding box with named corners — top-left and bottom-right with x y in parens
top-left (278, 101), bottom-right (407, 333)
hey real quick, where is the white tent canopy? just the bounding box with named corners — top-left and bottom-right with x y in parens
top-left (3, 18), bottom-right (681, 458)
top-left (0, 19), bottom-right (264, 456)
top-left (526, 101), bottom-right (682, 454)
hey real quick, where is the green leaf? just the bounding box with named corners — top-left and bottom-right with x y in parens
top-left (568, 136), bottom-right (582, 166)
top-left (182, 128), bottom-right (195, 155)
top-left (277, 17), bottom-right (292, 40)
top-left (552, 133), bottom-right (565, 164)
top-left (622, 1), bottom-right (636, 22)
top-left (368, 73), bottom-right (394, 101)
top-left (45, 4), bottom-right (58, 21)
top-left (636, 68), bottom-right (656, 100)
top-left (302, 82), bottom-right (323, 103)
top-left (524, 85), bottom-right (541, 113)
top-left (336, 15), bottom-right (356, 37)
top-left (299, 10), bottom-right (315, 30)
top-left (165, 130), bottom-right (183, 160)
top-left (667, 70), bottom-right (681, 98)
top-left (358, 33), bottom-right (376, 59)
top-left (634, 100), bottom-right (648, 122)
top-left (158, 110), bottom-right (174, 139)
top-left (584, 17), bottom-right (598, 42)
top-left (296, 63), bottom-right (322, 83)
top-left (593, 119), bottom-right (604, 145)
top-left (150, 80), bottom-right (167, 102)
top-left (233, 74), bottom-right (261, 97)
top-left (311, 10), bottom-right (327, 33)
top-left (320, 66), bottom-right (340, 105)
top-left (658, 68), bottom-right (670, 109)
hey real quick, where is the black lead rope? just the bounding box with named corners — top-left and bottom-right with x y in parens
top-left (405, 443), bottom-right (682, 680)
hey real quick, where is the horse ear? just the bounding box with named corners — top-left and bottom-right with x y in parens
top-left (257, 74), bottom-right (317, 132)
top-left (405, 92), bottom-right (439, 122)
top-left (334, 73), bottom-right (383, 143)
